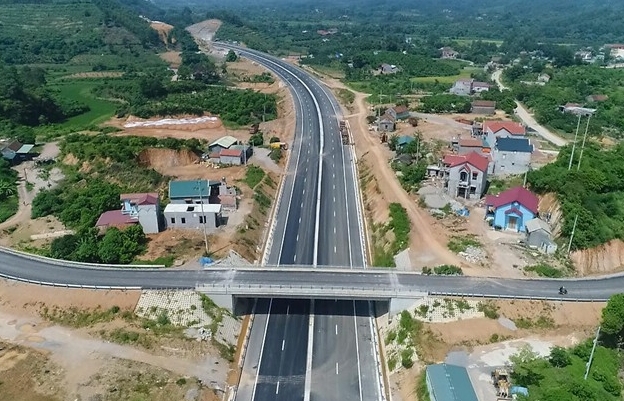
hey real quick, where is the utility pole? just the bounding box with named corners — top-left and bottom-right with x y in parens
top-left (566, 214), bottom-right (579, 254)
top-left (523, 164), bottom-right (530, 187)
top-left (577, 113), bottom-right (592, 171)
top-left (584, 326), bottom-right (601, 380)
top-left (196, 180), bottom-right (209, 254)
top-left (568, 113), bottom-right (582, 170)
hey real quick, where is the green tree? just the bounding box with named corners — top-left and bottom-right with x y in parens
top-left (509, 346), bottom-right (545, 386)
top-left (601, 293), bottom-right (624, 336)
top-left (549, 346), bottom-right (571, 368)
top-left (0, 180), bottom-right (16, 199)
top-left (98, 227), bottom-right (127, 264)
top-left (226, 50), bottom-right (238, 62)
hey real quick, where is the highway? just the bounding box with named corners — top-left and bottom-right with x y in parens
top-left (0, 43), bottom-right (622, 401)
top-left (218, 45), bottom-right (381, 401)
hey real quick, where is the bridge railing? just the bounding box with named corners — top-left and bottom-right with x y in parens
top-left (0, 246), bottom-right (165, 270)
top-left (429, 291), bottom-right (608, 303)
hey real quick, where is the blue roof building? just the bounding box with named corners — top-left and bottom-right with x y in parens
top-left (495, 137), bottom-right (533, 153)
top-left (397, 135), bottom-right (415, 148)
top-left (425, 364), bottom-right (478, 401)
top-left (169, 179), bottom-right (221, 203)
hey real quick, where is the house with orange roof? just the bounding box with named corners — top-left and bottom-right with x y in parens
top-left (482, 120), bottom-right (525, 147)
top-left (442, 151), bottom-right (490, 199)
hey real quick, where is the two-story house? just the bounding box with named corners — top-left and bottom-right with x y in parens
top-left (442, 152), bottom-right (490, 199)
top-left (492, 137), bottom-right (533, 175)
top-left (95, 192), bottom-right (161, 234)
top-left (164, 203), bottom-right (222, 231)
top-left (169, 179), bottom-right (221, 204)
top-left (482, 121), bottom-right (525, 147)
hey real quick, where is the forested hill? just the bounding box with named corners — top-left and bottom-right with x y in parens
top-left (155, 0), bottom-right (624, 44)
top-left (0, 0), bottom-right (163, 64)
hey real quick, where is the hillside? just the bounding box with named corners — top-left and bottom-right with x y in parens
top-left (0, 0), bottom-right (164, 65)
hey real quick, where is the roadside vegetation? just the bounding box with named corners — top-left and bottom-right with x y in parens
top-left (506, 293), bottom-right (624, 401)
top-left (528, 143), bottom-right (624, 250)
top-left (372, 203), bottom-right (410, 267)
top-left (30, 134), bottom-right (203, 263)
top-left (0, 159), bottom-right (19, 223)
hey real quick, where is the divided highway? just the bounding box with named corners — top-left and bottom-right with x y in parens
top-left (218, 45), bottom-right (382, 401)
top-left (0, 43), bottom-right (623, 401)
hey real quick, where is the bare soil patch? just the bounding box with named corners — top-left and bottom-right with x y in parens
top-left (63, 71), bottom-right (124, 79)
top-left (386, 298), bottom-right (603, 401)
top-left (151, 21), bottom-right (174, 45)
top-left (159, 51), bottom-right (182, 68)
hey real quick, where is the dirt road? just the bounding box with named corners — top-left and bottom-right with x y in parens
top-left (492, 70), bottom-right (568, 147)
top-left (315, 75), bottom-right (467, 268)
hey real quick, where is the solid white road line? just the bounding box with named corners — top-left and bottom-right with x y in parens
top-left (353, 301), bottom-right (364, 401)
top-left (251, 299), bottom-right (273, 401)
top-left (303, 300), bottom-right (315, 401)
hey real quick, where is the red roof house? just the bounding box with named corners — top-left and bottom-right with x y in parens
top-left (95, 210), bottom-right (138, 229)
top-left (484, 186), bottom-right (539, 231)
top-left (483, 121), bottom-right (526, 136)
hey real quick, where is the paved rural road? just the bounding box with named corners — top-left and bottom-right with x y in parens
top-left (491, 69), bottom-right (568, 146)
top-left (2, 249), bottom-right (623, 300)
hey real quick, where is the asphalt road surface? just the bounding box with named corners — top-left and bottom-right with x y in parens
top-left (223, 45), bottom-right (381, 401)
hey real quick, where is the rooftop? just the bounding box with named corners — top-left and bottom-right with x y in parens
top-left (483, 121), bottom-right (525, 136)
top-left (169, 180), bottom-right (219, 199)
top-left (397, 135), bottom-right (415, 146)
top-left (120, 192), bottom-right (159, 205)
top-left (95, 210), bottom-right (138, 228)
top-left (496, 137), bottom-right (533, 153)
top-left (458, 138), bottom-right (483, 148)
top-left (472, 100), bottom-right (496, 107)
top-left (164, 203), bottom-right (222, 214)
top-left (443, 151), bottom-right (489, 172)
top-left (209, 135), bottom-right (238, 149)
top-left (485, 186), bottom-right (539, 214)
top-left (526, 218), bottom-right (551, 234)
top-left (426, 364), bottom-right (478, 401)
top-left (220, 148), bottom-right (243, 157)
top-left (392, 105), bottom-right (409, 114)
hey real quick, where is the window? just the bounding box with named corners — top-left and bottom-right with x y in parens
top-left (170, 217), bottom-right (175, 224)
top-left (459, 171), bottom-right (468, 181)
top-left (185, 199), bottom-right (193, 204)
top-left (181, 217), bottom-right (186, 224)
top-left (471, 172), bottom-right (478, 180)
top-left (199, 216), bottom-right (206, 224)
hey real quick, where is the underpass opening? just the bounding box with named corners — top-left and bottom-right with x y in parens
top-left (232, 296), bottom-right (389, 319)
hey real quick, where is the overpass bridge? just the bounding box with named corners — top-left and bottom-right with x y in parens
top-left (0, 248), bottom-right (619, 305)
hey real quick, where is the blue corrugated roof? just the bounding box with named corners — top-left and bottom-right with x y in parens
top-left (169, 179), bottom-right (220, 199)
top-left (397, 135), bottom-right (415, 146)
top-left (426, 364), bottom-right (478, 401)
top-left (496, 137), bottom-right (533, 153)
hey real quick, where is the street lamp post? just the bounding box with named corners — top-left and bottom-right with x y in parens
top-left (196, 180), bottom-right (209, 254)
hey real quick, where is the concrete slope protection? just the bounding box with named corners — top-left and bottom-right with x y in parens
top-left (220, 44), bottom-right (382, 401)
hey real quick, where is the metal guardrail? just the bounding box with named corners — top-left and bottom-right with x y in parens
top-left (197, 283), bottom-right (428, 298)
top-left (0, 270), bottom-right (143, 291)
top-left (430, 291), bottom-right (609, 303)
top-left (0, 246), bottom-right (165, 270)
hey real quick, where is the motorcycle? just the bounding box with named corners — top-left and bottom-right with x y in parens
top-left (558, 286), bottom-right (568, 295)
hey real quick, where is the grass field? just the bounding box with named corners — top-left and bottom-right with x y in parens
top-left (411, 66), bottom-right (481, 83)
top-left (448, 38), bottom-right (503, 46)
top-left (307, 64), bottom-right (345, 79)
top-left (54, 81), bottom-right (119, 128)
